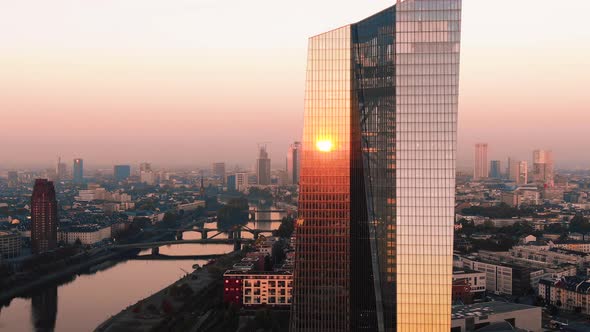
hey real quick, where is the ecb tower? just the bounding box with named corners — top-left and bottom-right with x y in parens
top-left (290, 1), bottom-right (462, 331)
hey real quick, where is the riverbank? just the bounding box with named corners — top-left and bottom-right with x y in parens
top-left (0, 249), bottom-right (125, 304)
top-left (95, 250), bottom-right (244, 332)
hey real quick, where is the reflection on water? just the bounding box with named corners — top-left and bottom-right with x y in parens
top-left (31, 286), bottom-right (57, 332)
top-left (0, 242), bottom-right (233, 332)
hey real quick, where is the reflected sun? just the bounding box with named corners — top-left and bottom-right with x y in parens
top-left (316, 140), bottom-right (333, 152)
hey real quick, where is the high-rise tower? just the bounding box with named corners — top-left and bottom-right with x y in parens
top-left (291, 1), bottom-right (462, 331)
top-left (31, 179), bottom-right (58, 254)
top-left (474, 143), bottom-right (488, 180)
top-left (73, 158), bottom-right (84, 184)
top-left (257, 145), bottom-right (271, 185)
top-left (533, 150), bottom-right (554, 187)
top-left (286, 142), bottom-right (302, 185)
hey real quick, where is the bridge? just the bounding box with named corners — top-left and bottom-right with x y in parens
top-left (130, 253), bottom-right (226, 260)
top-left (111, 238), bottom-right (254, 252)
top-left (166, 223), bottom-right (275, 241)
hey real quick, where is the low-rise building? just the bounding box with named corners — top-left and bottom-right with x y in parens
top-left (58, 225), bottom-right (111, 245)
top-left (176, 200), bottom-right (205, 212)
top-left (451, 302), bottom-right (541, 332)
top-left (458, 255), bottom-right (543, 296)
top-left (539, 276), bottom-right (590, 315)
top-left (552, 240), bottom-right (590, 254)
top-left (223, 270), bottom-right (292, 308)
top-left (453, 267), bottom-right (486, 296)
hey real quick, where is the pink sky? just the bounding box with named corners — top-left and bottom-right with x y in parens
top-left (1, 0), bottom-right (589, 170)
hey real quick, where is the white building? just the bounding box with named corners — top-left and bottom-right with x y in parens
top-left (59, 226), bottom-right (111, 245)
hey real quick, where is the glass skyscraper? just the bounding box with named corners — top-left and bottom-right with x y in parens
top-left (291, 1), bottom-right (462, 331)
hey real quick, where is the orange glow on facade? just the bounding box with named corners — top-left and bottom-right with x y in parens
top-left (315, 139), bottom-right (333, 152)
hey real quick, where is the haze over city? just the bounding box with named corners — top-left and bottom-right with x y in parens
top-left (1, 0), bottom-right (589, 169)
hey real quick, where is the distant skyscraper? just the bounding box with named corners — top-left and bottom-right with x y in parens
top-left (226, 174), bottom-right (237, 191)
top-left (31, 179), bottom-right (58, 254)
top-left (113, 165), bottom-right (131, 182)
top-left (286, 142), bottom-right (301, 185)
top-left (508, 158), bottom-right (528, 185)
top-left (291, 1), bottom-right (462, 331)
top-left (490, 160), bottom-right (502, 179)
top-left (474, 143), bottom-right (488, 180)
top-left (236, 172), bottom-right (248, 191)
top-left (56, 158), bottom-right (67, 181)
top-left (73, 158), bottom-right (84, 184)
top-left (212, 162), bottom-right (226, 183)
top-left (139, 162), bottom-right (155, 185)
top-left (256, 146), bottom-right (271, 185)
top-left (533, 150), bottom-right (554, 187)
top-left (7, 171), bottom-right (18, 188)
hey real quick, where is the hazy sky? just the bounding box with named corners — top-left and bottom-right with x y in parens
top-left (1, 0), bottom-right (589, 170)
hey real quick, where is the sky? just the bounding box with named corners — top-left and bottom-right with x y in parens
top-left (1, 0), bottom-right (589, 170)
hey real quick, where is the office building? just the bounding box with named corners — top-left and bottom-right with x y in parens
top-left (291, 1), bottom-right (462, 331)
top-left (227, 174), bottom-right (237, 191)
top-left (7, 171), bottom-right (18, 188)
top-left (474, 143), bottom-right (488, 180)
top-left (532, 149), bottom-right (554, 188)
top-left (286, 141), bottom-right (302, 185)
top-left (212, 162), bottom-right (226, 183)
top-left (0, 231), bottom-right (22, 259)
top-left (113, 165), bottom-right (131, 182)
top-left (489, 160), bottom-right (502, 179)
top-left (236, 172), bottom-right (248, 191)
top-left (56, 161), bottom-right (67, 181)
top-left (457, 255), bottom-right (543, 296)
top-left (256, 146), bottom-right (271, 185)
top-left (508, 158), bottom-right (527, 185)
top-left (139, 162), bottom-right (155, 185)
top-left (223, 270), bottom-right (293, 308)
top-left (73, 158), bottom-right (84, 184)
top-left (31, 179), bottom-right (58, 254)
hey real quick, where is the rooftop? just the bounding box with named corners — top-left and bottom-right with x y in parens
top-left (451, 302), bottom-right (538, 320)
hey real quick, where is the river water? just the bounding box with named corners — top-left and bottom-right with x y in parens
top-left (0, 221), bottom-right (280, 332)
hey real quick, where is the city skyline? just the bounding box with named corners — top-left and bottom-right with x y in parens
top-left (1, 0), bottom-right (590, 168)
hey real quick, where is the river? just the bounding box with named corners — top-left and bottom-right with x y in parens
top-left (0, 221), bottom-right (280, 332)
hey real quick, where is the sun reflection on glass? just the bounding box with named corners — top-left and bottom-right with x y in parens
top-left (316, 140), bottom-right (333, 152)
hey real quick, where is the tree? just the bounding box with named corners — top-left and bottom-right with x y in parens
top-left (217, 197), bottom-right (249, 230)
top-left (569, 214), bottom-right (590, 234)
top-left (161, 212), bottom-right (179, 227)
top-left (276, 217), bottom-right (295, 238)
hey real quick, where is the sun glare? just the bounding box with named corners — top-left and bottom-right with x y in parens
top-left (316, 140), bottom-right (333, 152)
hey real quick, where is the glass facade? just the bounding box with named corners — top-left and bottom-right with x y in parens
top-left (291, 1), bottom-right (461, 331)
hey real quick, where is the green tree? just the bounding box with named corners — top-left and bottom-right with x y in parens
top-left (276, 217), bottom-right (295, 238)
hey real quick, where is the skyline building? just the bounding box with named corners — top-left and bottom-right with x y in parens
top-left (533, 150), bottom-right (554, 187)
top-left (31, 179), bottom-right (58, 254)
top-left (256, 146), bottom-right (271, 185)
top-left (113, 165), bottom-right (131, 182)
top-left (291, 1), bottom-right (462, 331)
top-left (56, 158), bottom-right (67, 181)
top-left (474, 143), bottom-right (488, 180)
top-left (212, 162), bottom-right (226, 183)
top-left (489, 160), bottom-right (502, 179)
top-left (7, 171), bottom-right (18, 188)
top-left (73, 158), bottom-right (84, 184)
top-left (139, 162), bottom-right (155, 185)
top-left (286, 141), bottom-right (302, 185)
top-left (508, 158), bottom-right (528, 185)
